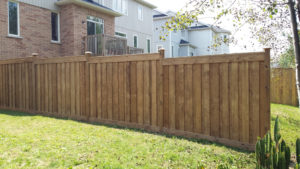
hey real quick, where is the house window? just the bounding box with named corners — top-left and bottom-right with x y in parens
top-left (147, 39), bottom-right (151, 53)
top-left (134, 35), bottom-right (138, 48)
top-left (51, 12), bottom-right (60, 42)
top-left (115, 32), bottom-right (127, 38)
top-left (8, 1), bottom-right (19, 36)
top-left (113, 0), bottom-right (128, 15)
top-left (87, 16), bottom-right (104, 35)
top-left (138, 5), bottom-right (143, 21)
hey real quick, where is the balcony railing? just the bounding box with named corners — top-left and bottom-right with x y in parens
top-left (83, 34), bottom-right (144, 56)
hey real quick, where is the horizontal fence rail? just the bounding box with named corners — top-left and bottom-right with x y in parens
top-left (0, 49), bottom-right (271, 151)
top-left (271, 68), bottom-right (298, 106)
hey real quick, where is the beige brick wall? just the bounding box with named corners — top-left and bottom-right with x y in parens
top-left (0, 0), bottom-right (115, 58)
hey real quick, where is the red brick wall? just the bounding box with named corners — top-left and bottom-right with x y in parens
top-left (0, 1), bottom-right (115, 58)
top-left (60, 4), bottom-right (115, 56)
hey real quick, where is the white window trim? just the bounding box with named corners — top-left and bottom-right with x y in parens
top-left (138, 5), bottom-right (143, 21)
top-left (7, 1), bottom-right (20, 37)
top-left (51, 11), bottom-right (61, 43)
top-left (146, 38), bottom-right (151, 53)
top-left (133, 35), bottom-right (138, 48)
top-left (115, 31), bottom-right (127, 38)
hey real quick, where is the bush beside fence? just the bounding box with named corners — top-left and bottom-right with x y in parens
top-left (0, 49), bottom-right (271, 151)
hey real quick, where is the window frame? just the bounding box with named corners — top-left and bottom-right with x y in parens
top-left (51, 11), bottom-right (60, 43)
top-left (87, 16), bottom-right (105, 35)
top-left (133, 35), bottom-right (138, 48)
top-left (115, 31), bottom-right (127, 38)
top-left (7, 1), bottom-right (20, 37)
top-left (138, 5), bottom-right (143, 21)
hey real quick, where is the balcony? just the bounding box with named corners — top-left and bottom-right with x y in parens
top-left (83, 34), bottom-right (144, 56)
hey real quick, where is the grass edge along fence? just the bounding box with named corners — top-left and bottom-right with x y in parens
top-left (0, 49), bottom-right (271, 151)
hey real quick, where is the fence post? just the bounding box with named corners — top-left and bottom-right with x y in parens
top-left (159, 48), bottom-right (165, 58)
top-left (264, 48), bottom-right (271, 136)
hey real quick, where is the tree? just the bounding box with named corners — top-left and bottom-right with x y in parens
top-left (162, 0), bottom-right (300, 107)
top-left (278, 36), bottom-right (295, 68)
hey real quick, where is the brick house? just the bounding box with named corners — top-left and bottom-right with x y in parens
top-left (0, 0), bottom-right (121, 58)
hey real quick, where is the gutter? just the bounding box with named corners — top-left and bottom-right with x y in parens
top-left (134, 0), bottom-right (157, 9)
top-left (55, 0), bottom-right (123, 17)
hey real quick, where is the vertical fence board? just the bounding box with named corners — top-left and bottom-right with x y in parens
top-left (96, 63), bottom-right (102, 119)
top-left (71, 63), bottom-right (76, 117)
top-left (184, 65), bottom-right (193, 132)
top-left (118, 63), bottom-right (125, 121)
top-left (144, 61), bottom-right (151, 125)
top-left (175, 65), bottom-right (185, 131)
top-left (163, 66), bottom-right (169, 128)
top-left (238, 62), bottom-right (249, 143)
top-left (168, 65), bottom-right (176, 129)
top-left (202, 64), bottom-right (210, 135)
top-left (220, 63), bottom-right (230, 139)
top-left (130, 62), bottom-right (137, 123)
top-left (107, 63), bottom-right (113, 120)
top-left (193, 64), bottom-right (202, 133)
top-left (101, 63), bottom-right (108, 119)
top-left (151, 61), bottom-right (157, 126)
top-left (210, 63), bottom-right (220, 137)
top-left (90, 64), bottom-right (97, 119)
top-left (157, 61), bottom-right (164, 128)
top-left (112, 63), bottom-right (119, 121)
top-left (125, 62), bottom-right (131, 122)
top-left (137, 62), bottom-right (144, 124)
top-left (229, 62), bottom-right (239, 141)
top-left (249, 62), bottom-right (260, 144)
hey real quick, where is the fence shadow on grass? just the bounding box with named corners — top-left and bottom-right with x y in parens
top-left (0, 109), bottom-right (253, 154)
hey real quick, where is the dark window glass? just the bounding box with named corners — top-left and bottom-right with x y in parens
top-left (8, 1), bottom-right (18, 35)
top-left (147, 39), bottom-right (150, 53)
top-left (87, 22), bottom-right (96, 35)
top-left (134, 36), bottom-right (137, 48)
top-left (51, 12), bottom-right (59, 41)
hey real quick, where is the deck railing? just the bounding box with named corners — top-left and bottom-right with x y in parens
top-left (84, 34), bottom-right (144, 56)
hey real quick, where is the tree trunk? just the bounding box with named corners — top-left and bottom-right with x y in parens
top-left (288, 0), bottom-right (300, 107)
top-left (297, 0), bottom-right (300, 21)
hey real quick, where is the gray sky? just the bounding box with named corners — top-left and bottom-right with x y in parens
top-left (148, 0), bottom-right (264, 53)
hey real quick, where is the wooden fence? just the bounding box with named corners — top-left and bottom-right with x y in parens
top-left (0, 49), bottom-right (271, 151)
top-left (271, 68), bottom-right (298, 106)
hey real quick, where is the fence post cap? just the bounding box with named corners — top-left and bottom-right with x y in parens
top-left (159, 48), bottom-right (165, 58)
top-left (85, 51), bottom-right (92, 57)
top-left (31, 53), bottom-right (39, 57)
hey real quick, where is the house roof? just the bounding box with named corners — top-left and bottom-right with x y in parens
top-left (179, 39), bottom-right (197, 48)
top-left (153, 14), bottom-right (168, 18)
top-left (189, 25), bottom-right (209, 29)
top-left (56, 0), bottom-right (123, 17)
top-left (134, 0), bottom-right (157, 9)
top-left (180, 39), bottom-right (190, 44)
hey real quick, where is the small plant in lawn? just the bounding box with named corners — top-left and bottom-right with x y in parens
top-left (256, 116), bottom-right (291, 169)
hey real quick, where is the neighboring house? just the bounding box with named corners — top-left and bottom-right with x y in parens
top-left (0, 0), bottom-right (156, 59)
top-left (153, 10), bottom-right (231, 58)
top-left (113, 0), bottom-right (156, 53)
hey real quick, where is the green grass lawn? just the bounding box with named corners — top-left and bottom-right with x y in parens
top-left (0, 103), bottom-right (299, 169)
